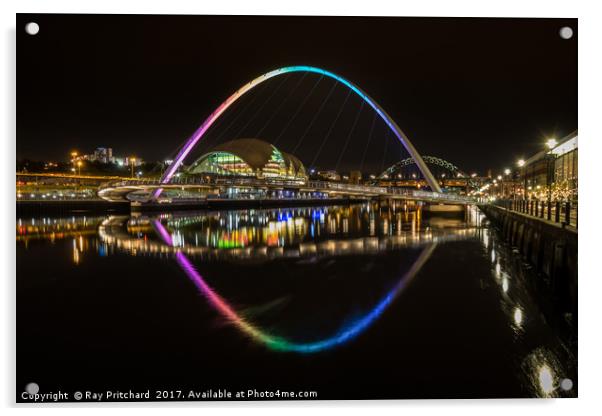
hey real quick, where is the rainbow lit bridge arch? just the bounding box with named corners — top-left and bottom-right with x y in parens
top-left (155, 66), bottom-right (442, 197)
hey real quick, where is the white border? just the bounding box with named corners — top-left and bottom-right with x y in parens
top-left (2, 1), bottom-right (601, 415)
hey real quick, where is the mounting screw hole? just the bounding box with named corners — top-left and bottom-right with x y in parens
top-left (559, 26), bottom-right (573, 40)
top-left (25, 22), bottom-right (39, 35)
top-left (25, 382), bottom-right (39, 394)
top-left (560, 378), bottom-right (573, 391)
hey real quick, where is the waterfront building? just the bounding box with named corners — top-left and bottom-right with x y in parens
top-left (519, 130), bottom-right (577, 201)
top-left (188, 138), bottom-right (307, 184)
top-left (92, 147), bottom-right (113, 164)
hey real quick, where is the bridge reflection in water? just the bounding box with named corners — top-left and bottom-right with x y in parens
top-left (97, 205), bottom-right (478, 261)
top-left (93, 204), bottom-right (471, 353)
top-left (16, 203), bottom-right (576, 397)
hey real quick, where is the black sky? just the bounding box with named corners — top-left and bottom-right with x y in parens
top-left (17, 14), bottom-right (577, 174)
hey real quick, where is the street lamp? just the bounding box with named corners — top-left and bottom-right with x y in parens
top-left (70, 151), bottom-right (78, 174)
top-left (76, 160), bottom-right (82, 176)
top-left (516, 159), bottom-right (527, 199)
top-left (129, 157), bottom-right (136, 178)
top-left (504, 168), bottom-right (511, 175)
top-left (546, 138), bottom-right (557, 149)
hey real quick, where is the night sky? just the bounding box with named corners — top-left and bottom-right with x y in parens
top-left (17, 14), bottom-right (577, 175)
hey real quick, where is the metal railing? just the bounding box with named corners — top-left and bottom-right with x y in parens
top-left (98, 177), bottom-right (478, 205)
top-left (494, 199), bottom-right (578, 228)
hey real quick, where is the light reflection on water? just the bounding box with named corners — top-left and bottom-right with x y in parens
top-left (16, 203), bottom-right (576, 397)
top-left (475, 206), bottom-right (577, 398)
top-left (100, 204), bottom-right (474, 353)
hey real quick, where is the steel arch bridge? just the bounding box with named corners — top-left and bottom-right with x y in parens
top-left (380, 156), bottom-right (469, 180)
top-left (154, 65), bottom-right (442, 197)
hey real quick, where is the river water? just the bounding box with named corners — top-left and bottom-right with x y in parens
top-left (16, 203), bottom-right (577, 400)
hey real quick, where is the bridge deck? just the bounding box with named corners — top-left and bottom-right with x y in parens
top-left (98, 178), bottom-right (477, 205)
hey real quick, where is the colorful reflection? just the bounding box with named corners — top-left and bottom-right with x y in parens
top-left (153, 219), bottom-right (436, 353)
top-left (95, 204), bottom-right (479, 262)
top-left (16, 216), bottom-right (104, 243)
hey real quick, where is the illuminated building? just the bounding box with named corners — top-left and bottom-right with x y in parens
top-left (92, 147), bottom-right (113, 164)
top-left (316, 170), bottom-right (341, 181)
top-left (188, 138), bottom-right (307, 183)
top-left (519, 130), bottom-right (578, 201)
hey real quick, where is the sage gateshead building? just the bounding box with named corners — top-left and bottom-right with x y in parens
top-left (187, 138), bottom-right (308, 184)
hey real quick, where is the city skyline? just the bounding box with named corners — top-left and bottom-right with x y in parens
top-left (17, 14), bottom-right (577, 174)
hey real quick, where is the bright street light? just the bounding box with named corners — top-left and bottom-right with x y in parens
top-left (504, 168), bottom-right (511, 175)
top-left (497, 175), bottom-right (502, 180)
top-left (70, 151), bottom-right (79, 174)
top-left (546, 138), bottom-right (558, 149)
top-left (517, 159), bottom-right (525, 167)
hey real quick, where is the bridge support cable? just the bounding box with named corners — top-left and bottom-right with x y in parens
top-left (233, 74), bottom-right (292, 143)
top-left (359, 112), bottom-right (378, 173)
top-left (273, 75), bottom-right (323, 146)
top-left (195, 80), bottom-right (272, 156)
top-left (335, 100), bottom-right (365, 172)
top-left (309, 89), bottom-right (353, 169)
top-left (256, 72), bottom-right (307, 139)
top-left (155, 66), bottom-right (441, 200)
top-left (291, 79), bottom-right (339, 155)
top-left (380, 130), bottom-right (390, 174)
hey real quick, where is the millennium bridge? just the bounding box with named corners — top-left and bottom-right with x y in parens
top-left (94, 65), bottom-right (481, 208)
top-left (97, 177), bottom-right (476, 206)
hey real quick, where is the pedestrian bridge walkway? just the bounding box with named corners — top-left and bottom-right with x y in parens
top-left (97, 177), bottom-right (477, 206)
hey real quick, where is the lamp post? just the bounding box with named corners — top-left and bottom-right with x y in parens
top-left (517, 159), bottom-right (525, 200)
top-left (77, 160), bottom-right (82, 176)
top-left (70, 151), bottom-right (78, 174)
top-left (545, 139), bottom-right (557, 205)
top-left (504, 168), bottom-right (511, 199)
top-left (129, 157), bottom-right (136, 178)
